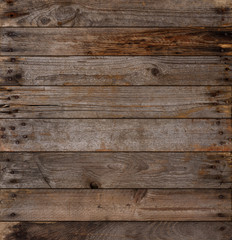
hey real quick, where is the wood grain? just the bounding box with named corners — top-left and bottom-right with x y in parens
top-left (1, 28), bottom-right (232, 56)
top-left (0, 0), bottom-right (232, 27)
top-left (0, 119), bottom-right (231, 152)
top-left (0, 152), bottom-right (231, 189)
top-left (0, 86), bottom-right (231, 118)
top-left (0, 189), bottom-right (231, 221)
top-left (1, 222), bottom-right (232, 240)
top-left (1, 56), bottom-right (231, 86)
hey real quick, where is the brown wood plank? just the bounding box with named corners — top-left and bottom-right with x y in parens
top-left (0, 119), bottom-right (231, 152)
top-left (0, 0), bottom-right (232, 27)
top-left (0, 189), bottom-right (231, 221)
top-left (1, 28), bottom-right (232, 56)
top-left (1, 222), bottom-right (232, 240)
top-left (1, 56), bottom-right (231, 86)
top-left (0, 86), bottom-right (231, 118)
top-left (0, 152), bottom-right (231, 189)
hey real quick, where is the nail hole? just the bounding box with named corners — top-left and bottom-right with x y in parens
top-left (10, 213), bottom-right (16, 217)
top-left (218, 213), bottom-right (225, 217)
top-left (219, 226), bottom-right (225, 231)
top-left (15, 140), bottom-right (20, 144)
top-left (218, 195), bottom-right (224, 199)
top-left (22, 135), bottom-right (28, 138)
top-left (11, 193), bottom-right (17, 198)
top-left (10, 126), bottom-right (15, 130)
top-left (1, 127), bottom-right (5, 131)
top-left (90, 182), bottom-right (99, 189)
top-left (21, 122), bottom-right (26, 126)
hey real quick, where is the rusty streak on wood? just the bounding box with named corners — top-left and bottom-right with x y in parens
top-left (1, 28), bottom-right (232, 56)
top-left (1, 222), bottom-right (232, 240)
top-left (0, 189), bottom-right (231, 221)
top-left (0, 119), bottom-right (231, 152)
top-left (0, 0), bottom-right (232, 27)
top-left (0, 86), bottom-right (231, 118)
top-left (0, 56), bottom-right (231, 86)
top-left (0, 152), bottom-right (231, 189)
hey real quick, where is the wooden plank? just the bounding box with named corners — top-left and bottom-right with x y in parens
top-left (0, 189), bottom-right (231, 221)
top-left (0, 152), bottom-right (231, 189)
top-left (1, 28), bottom-right (232, 56)
top-left (0, 86), bottom-right (231, 119)
top-left (1, 222), bottom-right (232, 240)
top-left (1, 56), bottom-right (231, 86)
top-left (0, 119), bottom-right (231, 152)
top-left (0, 0), bottom-right (232, 27)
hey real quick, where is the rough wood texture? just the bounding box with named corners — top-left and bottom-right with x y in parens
top-left (0, 189), bottom-right (231, 221)
top-left (1, 222), bottom-right (232, 240)
top-left (1, 28), bottom-right (232, 56)
top-left (0, 86), bottom-right (231, 118)
top-left (0, 152), bottom-right (231, 189)
top-left (0, 56), bottom-right (231, 86)
top-left (0, 0), bottom-right (232, 27)
top-left (0, 119), bottom-right (231, 152)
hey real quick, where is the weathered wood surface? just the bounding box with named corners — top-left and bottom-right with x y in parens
top-left (1, 222), bottom-right (232, 240)
top-left (0, 0), bottom-right (232, 27)
top-left (1, 56), bottom-right (231, 86)
top-left (1, 28), bottom-right (232, 56)
top-left (0, 189), bottom-right (231, 221)
top-left (0, 152), bottom-right (231, 189)
top-left (0, 119), bottom-right (231, 152)
top-left (0, 86), bottom-right (231, 118)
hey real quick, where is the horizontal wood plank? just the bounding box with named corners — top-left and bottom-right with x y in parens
top-left (0, 119), bottom-right (231, 152)
top-left (1, 222), bottom-right (232, 240)
top-left (0, 56), bottom-right (231, 86)
top-left (0, 152), bottom-right (231, 188)
top-left (0, 189), bottom-right (231, 221)
top-left (1, 28), bottom-right (232, 56)
top-left (0, 86), bottom-right (231, 118)
top-left (0, 0), bottom-right (232, 27)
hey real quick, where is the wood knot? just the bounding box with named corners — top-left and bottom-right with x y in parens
top-left (39, 17), bottom-right (51, 25)
top-left (215, 7), bottom-right (230, 14)
top-left (55, 6), bottom-right (77, 26)
top-left (133, 189), bottom-right (147, 203)
top-left (151, 67), bottom-right (160, 76)
top-left (219, 226), bottom-right (225, 231)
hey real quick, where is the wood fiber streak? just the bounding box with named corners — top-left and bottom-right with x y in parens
top-left (0, 56), bottom-right (231, 86)
top-left (0, 119), bottom-right (231, 152)
top-left (0, 86), bottom-right (231, 118)
top-left (0, 152), bottom-right (231, 189)
top-left (1, 28), bottom-right (232, 56)
top-left (0, 0), bottom-right (232, 27)
top-left (0, 189), bottom-right (231, 221)
top-left (1, 222), bottom-right (232, 240)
